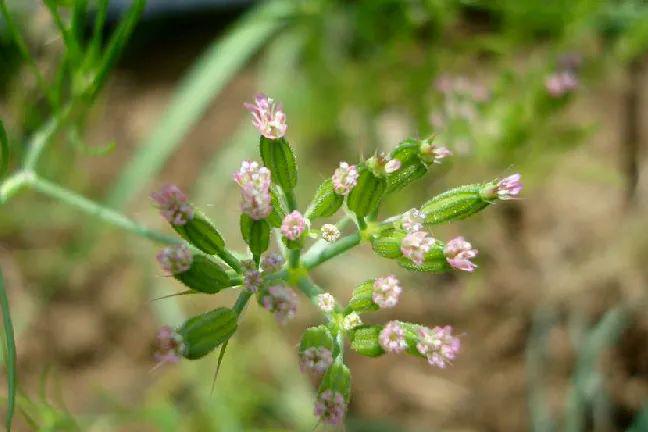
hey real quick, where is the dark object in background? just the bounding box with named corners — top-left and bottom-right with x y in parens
top-left (106, 0), bottom-right (255, 21)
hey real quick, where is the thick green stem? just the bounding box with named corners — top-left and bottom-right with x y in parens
top-left (220, 248), bottom-right (244, 274)
top-left (302, 232), bottom-right (361, 270)
top-left (232, 290), bottom-right (252, 316)
top-left (296, 276), bottom-right (322, 303)
top-left (288, 248), bottom-right (300, 269)
top-left (28, 175), bottom-right (177, 244)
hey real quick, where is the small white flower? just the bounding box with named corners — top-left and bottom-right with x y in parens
top-left (316, 293), bottom-right (336, 313)
top-left (342, 312), bottom-right (363, 331)
top-left (321, 224), bottom-right (340, 243)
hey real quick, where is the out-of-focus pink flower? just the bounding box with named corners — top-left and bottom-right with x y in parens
top-left (401, 208), bottom-right (426, 233)
top-left (244, 93), bottom-right (287, 139)
top-left (300, 347), bottom-right (333, 374)
top-left (444, 236), bottom-right (478, 272)
top-left (384, 158), bottom-right (401, 173)
top-left (379, 321), bottom-right (408, 354)
top-left (316, 292), bottom-right (336, 313)
top-left (261, 253), bottom-right (284, 273)
top-left (243, 261), bottom-right (262, 293)
top-left (233, 160), bottom-right (272, 220)
top-left (496, 173), bottom-right (523, 200)
top-left (332, 162), bottom-right (359, 196)
top-left (281, 210), bottom-right (308, 241)
top-left (263, 284), bottom-right (298, 324)
top-left (156, 244), bottom-right (192, 275)
top-left (372, 275), bottom-right (402, 309)
top-left (545, 71), bottom-right (578, 97)
top-left (151, 184), bottom-right (194, 225)
top-left (401, 231), bottom-right (436, 266)
top-left (416, 325), bottom-right (461, 368)
top-left (154, 326), bottom-right (184, 366)
top-left (314, 390), bottom-right (347, 425)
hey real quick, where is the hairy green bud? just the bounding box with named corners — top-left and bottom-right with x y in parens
top-left (178, 308), bottom-right (237, 360)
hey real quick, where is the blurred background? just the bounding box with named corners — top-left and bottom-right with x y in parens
top-left (0, 0), bottom-right (647, 430)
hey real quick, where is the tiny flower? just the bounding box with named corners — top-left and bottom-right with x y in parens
top-left (332, 162), bottom-right (359, 196)
top-left (314, 390), bottom-right (347, 425)
top-left (150, 184), bottom-right (194, 225)
top-left (428, 145), bottom-right (452, 163)
top-left (261, 253), bottom-right (284, 273)
top-left (300, 346), bottom-right (333, 374)
top-left (263, 284), bottom-right (298, 324)
top-left (154, 325), bottom-right (184, 366)
top-left (545, 71), bottom-right (578, 97)
top-left (156, 244), bottom-right (193, 275)
top-left (342, 312), bottom-right (362, 331)
top-left (372, 275), bottom-right (402, 309)
top-left (244, 93), bottom-right (287, 139)
top-left (321, 224), bottom-right (340, 243)
top-left (401, 231), bottom-right (436, 266)
top-left (281, 210), bottom-right (309, 241)
top-left (401, 208), bottom-right (426, 233)
top-left (316, 292), bottom-right (336, 313)
top-left (444, 236), bottom-right (478, 272)
top-left (416, 325), bottom-right (461, 368)
top-left (379, 321), bottom-right (408, 354)
top-left (367, 152), bottom-right (401, 176)
top-left (384, 158), bottom-right (401, 173)
top-left (233, 160), bottom-right (273, 220)
top-left (243, 261), bottom-right (262, 292)
top-left (496, 173), bottom-right (523, 200)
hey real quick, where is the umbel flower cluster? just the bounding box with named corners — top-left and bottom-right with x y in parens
top-left (151, 94), bottom-right (522, 426)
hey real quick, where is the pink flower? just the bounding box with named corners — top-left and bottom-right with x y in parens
top-left (401, 208), bottom-right (426, 233)
top-left (300, 347), bottom-right (333, 374)
top-left (151, 184), bottom-right (194, 225)
top-left (316, 293), bottom-right (336, 313)
top-left (367, 152), bottom-right (401, 176)
top-left (261, 253), bottom-right (284, 273)
top-left (314, 390), bottom-right (347, 425)
top-left (430, 146), bottom-right (452, 163)
top-left (332, 162), bottom-right (359, 196)
top-left (416, 325), bottom-right (461, 368)
top-left (545, 71), bottom-right (578, 97)
top-left (379, 321), bottom-right (408, 354)
top-left (281, 210), bottom-right (308, 241)
top-left (244, 93), bottom-right (287, 139)
top-left (372, 275), bottom-right (402, 309)
top-left (263, 284), bottom-right (298, 324)
top-left (496, 173), bottom-right (523, 200)
top-left (233, 160), bottom-right (272, 220)
top-left (444, 236), bottom-right (478, 272)
top-left (243, 261), bottom-right (262, 292)
top-left (154, 326), bottom-right (184, 366)
top-left (384, 158), bottom-right (401, 173)
top-left (156, 244), bottom-right (192, 275)
top-left (401, 231), bottom-right (436, 266)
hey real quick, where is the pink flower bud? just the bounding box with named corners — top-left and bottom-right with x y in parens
top-left (243, 261), bottom-right (262, 292)
top-left (420, 142), bottom-right (452, 164)
top-left (261, 253), bottom-right (284, 273)
top-left (263, 284), bottom-right (298, 324)
top-left (444, 236), bottom-right (478, 272)
top-left (154, 325), bottom-right (184, 366)
top-left (401, 208), bottom-right (426, 233)
top-left (331, 162), bottom-right (359, 196)
top-left (244, 93), bottom-right (287, 139)
top-left (156, 244), bottom-right (193, 275)
top-left (384, 158), bottom-right (401, 173)
top-left (314, 390), bottom-right (347, 425)
top-left (281, 210), bottom-right (308, 241)
top-left (372, 275), bottom-right (401, 309)
top-left (401, 231), bottom-right (436, 266)
top-left (545, 71), bottom-right (578, 97)
top-left (316, 292), bottom-right (336, 313)
top-left (300, 346), bottom-right (333, 374)
top-left (496, 173), bottom-right (523, 200)
top-left (320, 224), bottom-right (340, 243)
top-left (416, 325), bottom-right (461, 368)
top-left (379, 320), bottom-right (408, 354)
top-left (233, 160), bottom-right (273, 220)
top-left (367, 152), bottom-right (401, 176)
top-left (151, 184), bottom-right (194, 225)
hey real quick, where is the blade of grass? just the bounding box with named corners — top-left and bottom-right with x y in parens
top-left (0, 120), bottom-right (8, 178)
top-left (107, 0), bottom-right (293, 209)
top-left (85, 0), bottom-right (110, 67)
top-left (0, 268), bottom-right (17, 431)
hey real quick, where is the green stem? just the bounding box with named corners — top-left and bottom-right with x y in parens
top-left (0, 171), bottom-right (31, 204)
top-left (288, 248), bottom-right (300, 269)
top-left (302, 232), bottom-right (361, 270)
top-left (296, 276), bottom-right (322, 303)
top-left (232, 290), bottom-right (252, 316)
top-left (28, 175), bottom-right (177, 244)
top-left (285, 189), bottom-right (297, 212)
top-left (219, 247), bottom-right (244, 274)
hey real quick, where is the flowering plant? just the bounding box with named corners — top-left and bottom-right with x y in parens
top-left (152, 94), bottom-right (522, 426)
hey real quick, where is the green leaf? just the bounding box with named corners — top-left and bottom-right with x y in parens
top-left (178, 308), bottom-right (238, 360)
top-left (240, 214), bottom-right (270, 256)
top-left (350, 325), bottom-right (384, 357)
top-left (174, 255), bottom-right (234, 294)
top-left (173, 212), bottom-right (225, 255)
top-left (0, 269), bottom-right (16, 431)
top-left (306, 178), bottom-right (344, 220)
top-left (0, 120), bottom-right (8, 179)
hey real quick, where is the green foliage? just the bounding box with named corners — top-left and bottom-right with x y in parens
top-left (0, 269), bottom-right (16, 431)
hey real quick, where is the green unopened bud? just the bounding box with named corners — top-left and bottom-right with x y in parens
top-left (346, 168), bottom-right (387, 218)
top-left (386, 159), bottom-right (428, 193)
top-left (299, 325), bottom-right (334, 352)
top-left (259, 137), bottom-right (297, 191)
top-left (319, 355), bottom-right (351, 401)
top-left (173, 212), bottom-right (225, 255)
top-left (347, 280), bottom-right (379, 313)
top-left (240, 214), bottom-right (270, 256)
top-left (398, 243), bottom-right (450, 273)
top-left (370, 228), bottom-right (406, 259)
top-left (350, 325), bottom-right (384, 357)
top-left (421, 184), bottom-right (490, 226)
top-left (175, 255), bottom-right (236, 294)
top-left (177, 307), bottom-right (237, 360)
top-left (305, 178), bottom-right (344, 220)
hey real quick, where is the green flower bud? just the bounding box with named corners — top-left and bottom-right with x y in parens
top-left (259, 136), bottom-right (297, 191)
top-left (175, 254), bottom-right (237, 294)
top-left (305, 178), bottom-right (344, 220)
top-left (347, 280), bottom-right (379, 313)
top-left (346, 168), bottom-right (387, 218)
top-left (386, 159), bottom-right (428, 193)
top-left (173, 211), bottom-right (225, 255)
top-left (299, 325), bottom-right (334, 352)
top-left (319, 355), bottom-right (351, 401)
top-left (421, 184), bottom-right (490, 226)
top-left (350, 325), bottom-right (385, 357)
top-left (398, 243), bottom-right (451, 273)
top-left (240, 214), bottom-right (270, 256)
top-left (177, 307), bottom-right (238, 360)
top-left (370, 228), bottom-right (406, 259)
